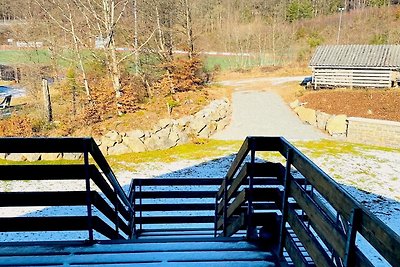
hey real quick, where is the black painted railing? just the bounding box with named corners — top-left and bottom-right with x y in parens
top-left (0, 137), bottom-right (134, 242)
top-left (215, 136), bottom-right (400, 267)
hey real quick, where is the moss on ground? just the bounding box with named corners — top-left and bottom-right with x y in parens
top-left (107, 139), bottom-right (241, 171)
top-left (294, 139), bottom-right (400, 158)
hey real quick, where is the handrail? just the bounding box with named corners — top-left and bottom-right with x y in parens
top-left (215, 136), bottom-right (400, 266)
top-left (0, 137), bottom-right (133, 214)
top-left (0, 137), bottom-right (135, 241)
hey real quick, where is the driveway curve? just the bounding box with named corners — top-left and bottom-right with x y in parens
top-left (212, 77), bottom-right (326, 141)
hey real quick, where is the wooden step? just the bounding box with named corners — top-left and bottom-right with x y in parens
top-left (0, 238), bottom-right (278, 266)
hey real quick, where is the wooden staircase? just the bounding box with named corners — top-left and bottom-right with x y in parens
top-left (0, 137), bottom-right (399, 267)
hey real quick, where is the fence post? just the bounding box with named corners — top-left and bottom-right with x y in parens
top-left (343, 208), bottom-right (361, 267)
top-left (139, 180), bottom-right (143, 233)
top-left (246, 137), bottom-right (256, 239)
top-left (129, 180), bottom-right (137, 239)
top-left (278, 148), bottom-right (293, 257)
top-left (114, 194), bottom-right (120, 239)
top-left (41, 78), bottom-right (53, 123)
top-left (83, 141), bottom-right (94, 242)
top-left (214, 195), bottom-right (218, 237)
top-left (223, 176), bottom-right (228, 237)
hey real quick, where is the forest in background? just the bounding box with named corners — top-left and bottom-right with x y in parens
top-left (0, 0), bottom-right (399, 137)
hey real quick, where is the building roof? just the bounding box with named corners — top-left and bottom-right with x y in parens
top-left (310, 45), bottom-right (400, 68)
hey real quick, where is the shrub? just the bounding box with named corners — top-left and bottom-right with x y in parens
top-left (155, 57), bottom-right (209, 95)
top-left (0, 115), bottom-right (35, 137)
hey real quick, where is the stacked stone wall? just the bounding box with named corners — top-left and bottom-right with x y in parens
top-left (291, 100), bottom-right (400, 149)
top-left (2, 99), bottom-right (231, 161)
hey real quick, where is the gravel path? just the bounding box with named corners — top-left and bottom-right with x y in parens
top-left (212, 77), bottom-right (326, 141)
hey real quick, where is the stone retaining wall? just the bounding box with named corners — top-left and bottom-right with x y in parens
top-left (347, 117), bottom-right (400, 148)
top-left (2, 99), bottom-right (231, 161)
top-left (291, 100), bottom-right (400, 148)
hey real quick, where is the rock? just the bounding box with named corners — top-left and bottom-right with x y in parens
top-left (158, 118), bottom-right (173, 129)
top-left (100, 136), bottom-right (116, 148)
top-left (105, 130), bottom-right (123, 143)
top-left (63, 153), bottom-right (83, 160)
top-left (108, 143), bottom-right (132, 155)
top-left (289, 99), bottom-right (300, 109)
top-left (0, 153), bottom-right (7, 159)
top-left (296, 106), bottom-right (317, 126)
top-left (143, 136), bottom-right (159, 151)
top-left (5, 153), bottom-right (26, 161)
top-left (126, 130), bottom-right (145, 139)
top-left (217, 118), bottom-right (230, 131)
top-left (24, 153), bottom-right (42, 162)
top-left (177, 132), bottom-right (189, 145)
top-left (41, 153), bottom-right (62, 161)
top-left (316, 111), bottom-right (331, 131)
top-left (326, 115), bottom-right (348, 135)
top-left (94, 139), bottom-right (102, 146)
top-left (189, 117), bottom-right (207, 133)
top-left (123, 136), bottom-right (146, 153)
top-left (198, 122), bottom-right (218, 138)
top-left (168, 126), bottom-right (181, 144)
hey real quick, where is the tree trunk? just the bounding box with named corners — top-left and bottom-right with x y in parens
top-left (184, 0), bottom-right (194, 59)
top-left (67, 7), bottom-right (90, 97)
top-left (133, 0), bottom-right (139, 75)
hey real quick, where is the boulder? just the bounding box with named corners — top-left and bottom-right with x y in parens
top-left (94, 139), bottom-right (102, 147)
top-left (123, 136), bottom-right (146, 153)
top-left (216, 117), bottom-right (230, 131)
top-left (289, 99), bottom-right (300, 109)
top-left (176, 132), bottom-right (189, 145)
top-left (24, 153), bottom-right (42, 162)
top-left (189, 117), bottom-right (207, 133)
top-left (126, 130), bottom-right (145, 139)
top-left (41, 153), bottom-right (62, 161)
top-left (158, 118), bottom-right (173, 129)
top-left (108, 143), bottom-right (132, 155)
top-left (168, 126), bottom-right (181, 144)
top-left (198, 122), bottom-right (218, 138)
top-left (296, 106), bottom-right (317, 126)
top-left (5, 153), bottom-right (26, 161)
top-left (63, 153), bottom-right (83, 160)
top-left (99, 144), bottom-right (108, 156)
top-left (143, 136), bottom-right (159, 151)
top-left (316, 111), bottom-right (331, 131)
top-left (326, 115), bottom-right (348, 135)
top-left (104, 130), bottom-right (123, 144)
top-left (100, 136), bottom-right (116, 148)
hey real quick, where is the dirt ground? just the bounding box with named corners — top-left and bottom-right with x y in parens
top-left (299, 89), bottom-right (400, 122)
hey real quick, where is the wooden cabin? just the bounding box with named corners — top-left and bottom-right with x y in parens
top-left (309, 45), bottom-right (400, 89)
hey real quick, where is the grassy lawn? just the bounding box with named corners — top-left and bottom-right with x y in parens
top-left (0, 49), bottom-right (278, 72)
top-left (0, 50), bottom-right (52, 65)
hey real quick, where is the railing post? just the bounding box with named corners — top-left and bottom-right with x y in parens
top-left (246, 137), bottom-right (256, 239)
top-left (114, 194), bottom-right (120, 239)
top-left (83, 141), bottom-right (94, 242)
top-left (223, 176), bottom-right (228, 237)
top-left (343, 208), bottom-right (361, 267)
top-left (214, 195), bottom-right (218, 237)
top-left (278, 148), bottom-right (293, 257)
top-left (139, 180), bottom-right (143, 233)
top-left (129, 180), bottom-right (137, 239)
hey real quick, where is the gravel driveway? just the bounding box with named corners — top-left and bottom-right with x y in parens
top-left (212, 77), bottom-right (326, 141)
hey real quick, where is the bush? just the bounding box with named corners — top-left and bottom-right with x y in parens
top-left (0, 115), bottom-right (35, 137)
top-left (155, 57), bottom-right (209, 95)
